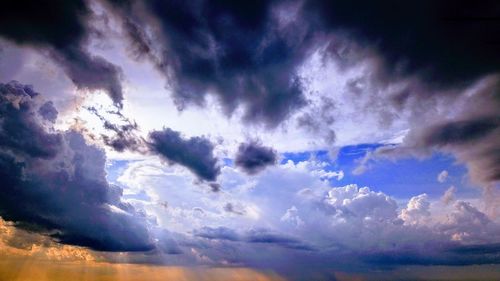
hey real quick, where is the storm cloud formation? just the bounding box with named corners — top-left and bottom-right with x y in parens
top-left (0, 81), bottom-right (153, 251)
top-left (235, 141), bottom-right (278, 175)
top-left (0, 0), bottom-right (500, 278)
top-left (149, 128), bottom-right (220, 181)
top-left (106, 0), bottom-right (312, 126)
top-left (0, 0), bottom-right (125, 107)
top-left (306, 0), bottom-right (500, 86)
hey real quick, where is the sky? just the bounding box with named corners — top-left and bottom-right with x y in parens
top-left (0, 0), bottom-right (499, 280)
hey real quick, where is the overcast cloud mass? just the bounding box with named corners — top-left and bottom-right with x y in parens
top-left (0, 0), bottom-right (499, 280)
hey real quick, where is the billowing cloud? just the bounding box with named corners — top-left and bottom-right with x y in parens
top-left (235, 141), bottom-right (277, 175)
top-left (280, 206), bottom-right (304, 227)
top-left (399, 194), bottom-right (431, 226)
top-left (0, 81), bottom-right (153, 251)
top-left (148, 128), bottom-right (220, 182)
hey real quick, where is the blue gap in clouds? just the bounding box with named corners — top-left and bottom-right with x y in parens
top-left (106, 159), bottom-right (152, 202)
top-left (106, 159), bottom-right (131, 183)
top-left (282, 144), bottom-right (479, 200)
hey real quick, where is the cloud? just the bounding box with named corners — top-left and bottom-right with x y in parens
top-left (441, 186), bottom-right (456, 205)
top-left (49, 47), bottom-right (124, 107)
top-left (112, 155), bottom-right (500, 274)
top-left (105, 0), bottom-right (313, 127)
top-left (235, 141), bottom-right (278, 175)
top-left (280, 206), bottom-right (304, 227)
top-left (86, 106), bottom-right (143, 152)
top-left (0, 0), bottom-right (125, 107)
top-left (148, 128), bottom-right (220, 182)
top-left (304, 0), bottom-right (500, 86)
top-left (193, 226), bottom-right (240, 242)
top-left (223, 203), bottom-right (245, 216)
top-left (0, 81), bottom-right (62, 159)
top-left (0, 81), bottom-right (154, 251)
top-left (437, 170), bottom-right (449, 183)
top-left (350, 77), bottom-right (500, 190)
top-left (194, 226), bottom-right (313, 251)
top-left (439, 201), bottom-right (500, 244)
top-left (37, 101), bottom-right (58, 123)
top-left (399, 194), bottom-right (431, 226)
top-left (325, 184), bottom-right (399, 223)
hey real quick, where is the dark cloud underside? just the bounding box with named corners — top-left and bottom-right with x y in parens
top-left (0, 0), bottom-right (125, 107)
top-left (107, 0), bottom-right (310, 126)
top-left (149, 128), bottom-right (220, 181)
top-left (306, 0), bottom-right (500, 86)
top-left (235, 141), bottom-right (277, 175)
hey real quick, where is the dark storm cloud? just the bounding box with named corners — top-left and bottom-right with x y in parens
top-left (235, 141), bottom-right (277, 175)
top-left (0, 0), bottom-right (87, 48)
top-left (420, 117), bottom-right (500, 146)
top-left (0, 0), bottom-right (125, 107)
top-left (50, 47), bottom-right (125, 107)
top-left (106, 0), bottom-right (311, 127)
top-left (148, 128), bottom-right (220, 181)
top-left (102, 0), bottom-right (500, 129)
top-left (305, 0), bottom-right (500, 86)
top-left (0, 81), bottom-right (154, 251)
top-left (424, 80), bottom-right (500, 185)
top-left (0, 81), bottom-right (61, 159)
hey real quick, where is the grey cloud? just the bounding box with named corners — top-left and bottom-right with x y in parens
top-left (244, 228), bottom-right (314, 251)
top-left (235, 141), bottom-right (278, 175)
top-left (193, 226), bottom-right (240, 242)
top-left (194, 226), bottom-right (314, 251)
top-left (305, 0), bottom-right (500, 86)
top-left (352, 77), bottom-right (500, 187)
top-left (419, 117), bottom-right (499, 147)
top-left (364, 242), bottom-right (500, 267)
top-left (37, 101), bottom-right (58, 123)
top-left (148, 128), bottom-right (220, 182)
top-left (223, 203), bottom-right (245, 216)
top-left (0, 0), bottom-right (125, 107)
top-left (0, 81), bottom-right (62, 159)
top-left (105, 0), bottom-right (311, 127)
top-left (50, 47), bottom-right (124, 107)
top-left (0, 81), bottom-right (154, 251)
